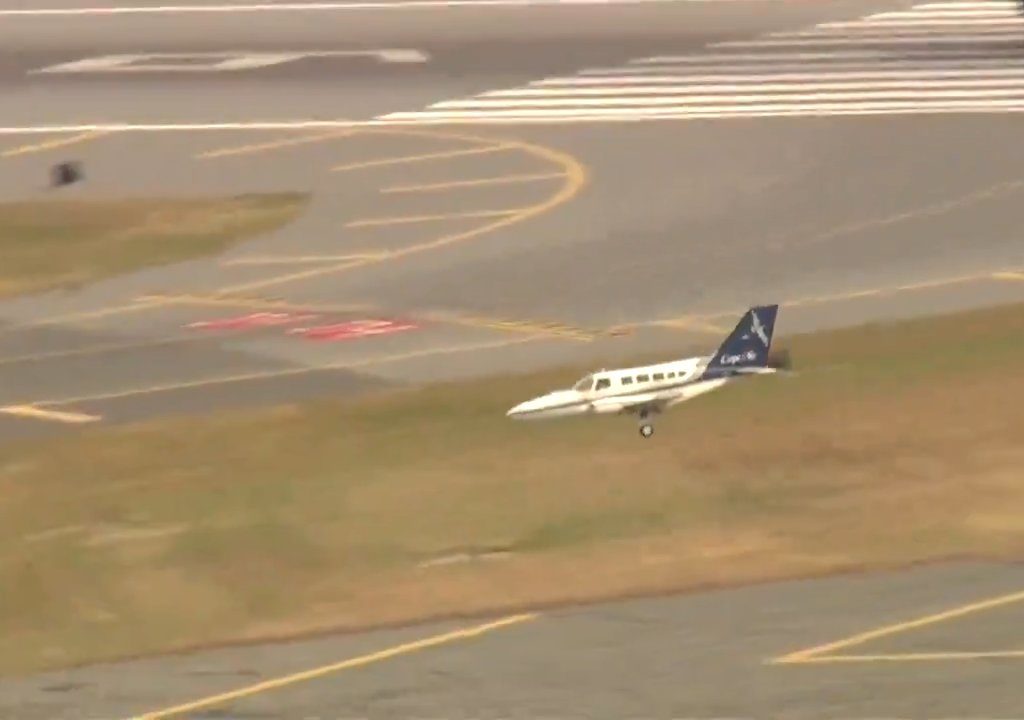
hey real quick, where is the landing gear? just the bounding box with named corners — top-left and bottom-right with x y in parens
top-left (638, 409), bottom-right (655, 438)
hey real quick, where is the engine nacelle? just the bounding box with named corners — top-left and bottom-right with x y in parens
top-left (589, 400), bottom-right (628, 414)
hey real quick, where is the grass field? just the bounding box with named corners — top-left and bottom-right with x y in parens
top-left (2, 302), bottom-right (1024, 674)
top-left (0, 194), bottom-right (306, 297)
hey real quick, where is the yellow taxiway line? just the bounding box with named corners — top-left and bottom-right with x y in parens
top-left (131, 613), bottom-right (537, 720)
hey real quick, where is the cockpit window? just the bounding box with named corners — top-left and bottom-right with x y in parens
top-left (573, 374), bottom-right (594, 391)
top-left (595, 378), bottom-right (611, 391)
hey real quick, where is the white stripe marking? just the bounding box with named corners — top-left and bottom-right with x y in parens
top-left (380, 99), bottom-right (1024, 120)
top-left (535, 66), bottom-right (1024, 85)
top-left (814, 18), bottom-right (1024, 28)
top-left (794, 26), bottom-right (1024, 39)
top-left (859, 9), bottom-right (1021, 19)
top-left (30, 49), bottom-right (428, 74)
top-left (375, 106), bottom-right (1024, 123)
top-left (716, 33), bottom-right (1024, 47)
top-left (487, 78), bottom-right (1024, 97)
top-left (0, 405), bottom-right (101, 424)
top-left (0, 106), bottom-right (1012, 131)
top-left (0, 0), bottom-right (755, 17)
top-left (911, 1), bottom-right (1019, 7)
top-left (430, 87), bottom-right (1024, 108)
top-left (627, 48), bottom-right (1024, 65)
top-left (0, 121), bottom-right (376, 134)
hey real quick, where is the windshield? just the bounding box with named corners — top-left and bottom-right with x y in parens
top-left (572, 374), bottom-right (594, 392)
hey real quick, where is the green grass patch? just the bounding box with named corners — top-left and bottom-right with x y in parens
top-left (0, 194), bottom-right (307, 296)
top-left (2, 302), bottom-right (1024, 674)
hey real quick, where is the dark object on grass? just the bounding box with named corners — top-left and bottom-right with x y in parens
top-left (51, 162), bottom-right (83, 187)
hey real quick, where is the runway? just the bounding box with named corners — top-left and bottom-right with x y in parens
top-left (2, 0), bottom-right (1024, 714)
top-left (4, 560), bottom-right (1024, 718)
top-left (0, 0), bottom-right (1022, 434)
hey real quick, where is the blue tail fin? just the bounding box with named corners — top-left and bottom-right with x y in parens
top-left (701, 304), bottom-right (779, 379)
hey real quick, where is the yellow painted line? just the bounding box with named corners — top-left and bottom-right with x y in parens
top-left (0, 335), bottom-right (210, 368)
top-left (381, 172), bottom-right (566, 193)
top-left (771, 588), bottom-right (1024, 664)
top-left (792, 178), bottom-right (1024, 250)
top-left (641, 317), bottom-right (730, 335)
top-left (346, 208), bottom-right (525, 228)
top-left (132, 613), bottom-right (537, 720)
top-left (195, 129), bottom-right (357, 158)
top-left (137, 293), bottom-right (374, 314)
top-left (221, 253), bottom-right (391, 266)
top-left (207, 130), bottom-right (587, 296)
top-left (771, 268), bottom-right (1024, 313)
top-left (641, 268), bottom-right (1020, 331)
top-left (28, 335), bottom-right (544, 409)
top-left (144, 294), bottom-right (591, 342)
top-left (0, 404), bottom-right (100, 424)
top-left (421, 311), bottom-right (597, 341)
top-left (331, 143), bottom-right (512, 172)
top-left (787, 650), bottom-right (1024, 664)
top-left (0, 297), bottom-right (175, 333)
top-left (993, 271), bottom-right (1024, 281)
top-left (1, 130), bottom-right (108, 158)
top-left (0, 128), bottom-right (585, 330)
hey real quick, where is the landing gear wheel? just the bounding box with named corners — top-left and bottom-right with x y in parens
top-left (639, 424), bottom-right (654, 438)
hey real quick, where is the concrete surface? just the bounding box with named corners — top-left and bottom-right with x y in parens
top-left (2, 0), bottom-right (1024, 716)
top-left (1, 0), bottom-right (1022, 445)
top-left (3, 561), bottom-right (1024, 719)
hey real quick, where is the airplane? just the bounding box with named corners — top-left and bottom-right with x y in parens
top-left (506, 304), bottom-right (786, 438)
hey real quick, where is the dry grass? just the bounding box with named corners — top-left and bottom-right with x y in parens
top-left (0, 194), bottom-right (307, 296)
top-left (2, 302), bottom-right (1024, 674)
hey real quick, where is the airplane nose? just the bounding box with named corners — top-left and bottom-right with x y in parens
top-left (507, 400), bottom-right (534, 418)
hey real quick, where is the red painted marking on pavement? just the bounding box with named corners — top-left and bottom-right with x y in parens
top-left (287, 319), bottom-right (418, 341)
top-left (187, 312), bottom-right (320, 331)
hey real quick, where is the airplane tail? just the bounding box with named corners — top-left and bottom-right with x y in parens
top-left (700, 304), bottom-right (779, 379)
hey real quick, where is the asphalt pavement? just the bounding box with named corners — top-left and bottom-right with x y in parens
top-left (2, 0), bottom-right (1024, 715)
top-left (4, 560), bottom-right (1024, 719)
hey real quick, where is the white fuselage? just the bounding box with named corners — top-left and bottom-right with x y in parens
top-left (506, 355), bottom-right (733, 420)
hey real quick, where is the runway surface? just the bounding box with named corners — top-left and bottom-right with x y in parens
top-left (2, 0), bottom-right (1024, 715)
top-left (0, 0), bottom-right (1022, 439)
top-left (4, 560), bottom-right (1024, 719)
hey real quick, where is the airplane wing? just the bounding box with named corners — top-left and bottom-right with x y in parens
top-left (590, 393), bottom-right (670, 415)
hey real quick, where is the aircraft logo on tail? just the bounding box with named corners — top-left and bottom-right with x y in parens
top-left (702, 304), bottom-right (778, 379)
top-left (749, 310), bottom-right (769, 347)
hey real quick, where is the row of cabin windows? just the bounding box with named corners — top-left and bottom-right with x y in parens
top-left (593, 370), bottom-right (681, 391)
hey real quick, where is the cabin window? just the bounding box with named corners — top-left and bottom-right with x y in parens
top-left (653, 373), bottom-right (664, 381)
top-left (573, 374), bottom-right (594, 391)
top-left (621, 377), bottom-right (633, 385)
top-left (637, 374), bottom-right (649, 382)
top-left (667, 372), bottom-right (676, 378)
top-left (595, 378), bottom-right (611, 390)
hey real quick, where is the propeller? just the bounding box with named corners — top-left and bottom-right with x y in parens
top-left (768, 348), bottom-right (796, 375)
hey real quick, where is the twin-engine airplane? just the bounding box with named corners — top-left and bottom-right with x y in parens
top-left (506, 304), bottom-right (786, 438)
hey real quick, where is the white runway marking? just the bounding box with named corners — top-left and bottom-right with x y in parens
top-left (368, 0), bottom-right (1024, 124)
top-left (29, 50), bottom-right (428, 74)
top-left (4, 0), bottom-right (1024, 131)
top-left (0, 0), bottom-right (783, 17)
